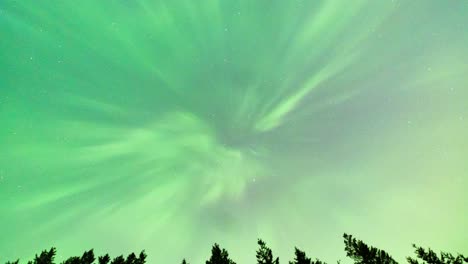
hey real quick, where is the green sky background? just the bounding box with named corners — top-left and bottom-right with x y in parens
top-left (1, 0), bottom-right (467, 263)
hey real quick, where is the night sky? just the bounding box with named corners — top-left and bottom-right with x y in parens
top-left (1, 1), bottom-right (467, 263)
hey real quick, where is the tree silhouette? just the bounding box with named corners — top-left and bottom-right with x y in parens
top-left (407, 244), bottom-right (468, 264)
top-left (256, 239), bottom-right (279, 264)
top-left (205, 243), bottom-right (236, 264)
top-left (104, 251), bottom-right (146, 264)
top-left (289, 247), bottom-right (326, 264)
top-left (132, 251), bottom-right (147, 264)
top-left (80, 250), bottom-right (95, 264)
top-left (3, 248), bottom-right (147, 264)
top-left (61, 257), bottom-right (80, 264)
top-left (343, 233), bottom-right (397, 264)
top-left (62, 249), bottom-right (95, 264)
top-left (98, 255), bottom-right (111, 264)
top-left (4, 233), bottom-right (467, 264)
top-left (27, 248), bottom-right (57, 264)
top-left (109, 255), bottom-right (124, 264)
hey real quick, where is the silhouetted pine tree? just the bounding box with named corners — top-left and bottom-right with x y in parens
top-left (110, 255), bottom-right (125, 264)
top-left (126, 254), bottom-right (137, 264)
top-left (407, 244), bottom-right (468, 264)
top-left (81, 250), bottom-right (95, 264)
top-left (133, 251), bottom-right (147, 264)
top-left (256, 239), bottom-right (279, 264)
top-left (206, 243), bottom-right (236, 264)
top-left (98, 255), bottom-right (111, 264)
top-left (62, 249), bottom-right (95, 264)
top-left (61, 257), bottom-right (80, 264)
top-left (27, 248), bottom-right (56, 264)
top-left (290, 248), bottom-right (312, 264)
top-left (343, 233), bottom-right (398, 264)
top-left (4, 249), bottom-right (146, 264)
top-left (289, 247), bottom-right (326, 264)
top-left (4, 233), bottom-right (468, 264)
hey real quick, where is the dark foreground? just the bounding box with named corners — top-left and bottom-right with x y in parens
top-left (5, 233), bottom-right (467, 264)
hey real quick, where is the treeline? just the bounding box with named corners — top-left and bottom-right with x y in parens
top-left (5, 233), bottom-right (467, 264)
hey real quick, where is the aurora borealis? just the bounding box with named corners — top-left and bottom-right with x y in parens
top-left (1, 0), bottom-right (467, 263)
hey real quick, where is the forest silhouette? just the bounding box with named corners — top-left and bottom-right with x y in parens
top-left (4, 233), bottom-right (467, 264)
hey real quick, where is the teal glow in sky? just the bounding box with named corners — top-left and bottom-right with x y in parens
top-left (1, 1), bottom-right (467, 263)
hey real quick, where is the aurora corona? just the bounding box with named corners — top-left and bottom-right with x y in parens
top-left (0, 1), bottom-right (467, 263)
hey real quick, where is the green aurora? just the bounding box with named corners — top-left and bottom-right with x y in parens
top-left (0, 0), bottom-right (467, 263)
